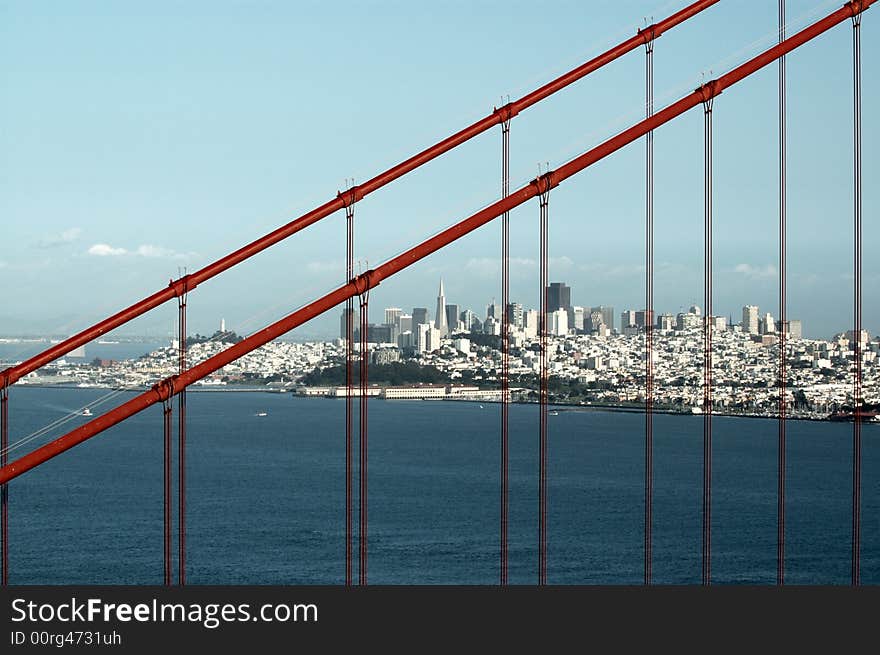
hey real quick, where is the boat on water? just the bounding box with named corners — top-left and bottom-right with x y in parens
top-left (81, 408), bottom-right (93, 417)
top-left (255, 412), bottom-right (268, 417)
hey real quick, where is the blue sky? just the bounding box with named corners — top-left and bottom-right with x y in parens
top-left (1, 0), bottom-right (876, 340)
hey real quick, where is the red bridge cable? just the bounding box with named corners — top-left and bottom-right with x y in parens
top-left (178, 287), bottom-right (187, 586)
top-left (0, 0), bottom-right (873, 487)
top-left (701, 95), bottom-right (714, 586)
top-left (500, 115), bottom-right (511, 586)
top-left (777, 0), bottom-right (787, 587)
top-left (851, 10), bottom-right (862, 587)
top-left (0, 1), bottom-right (720, 391)
top-left (359, 292), bottom-right (370, 586)
top-left (163, 400), bottom-right (173, 586)
top-left (644, 31), bottom-right (655, 587)
top-left (344, 195), bottom-right (355, 587)
top-left (538, 177), bottom-right (550, 586)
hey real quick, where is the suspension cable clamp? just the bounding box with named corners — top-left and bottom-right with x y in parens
top-left (337, 186), bottom-right (362, 209)
top-left (638, 24), bottom-right (657, 48)
top-left (153, 375), bottom-right (178, 403)
top-left (846, 1), bottom-right (868, 19)
top-left (697, 79), bottom-right (721, 109)
top-left (530, 170), bottom-right (557, 200)
top-left (169, 274), bottom-right (196, 299)
top-left (352, 269), bottom-right (379, 301)
top-left (493, 102), bottom-right (519, 128)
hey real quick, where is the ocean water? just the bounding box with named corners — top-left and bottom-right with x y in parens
top-left (3, 387), bottom-right (878, 584)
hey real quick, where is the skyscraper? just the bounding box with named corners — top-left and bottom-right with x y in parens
top-left (412, 307), bottom-right (429, 329)
top-left (445, 304), bottom-right (460, 334)
top-left (506, 302), bottom-right (523, 329)
top-left (547, 282), bottom-right (571, 314)
top-left (435, 279), bottom-right (448, 337)
top-left (591, 305), bottom-right (615, 332)
top-left (384, 307), bottom-right (402, 327)
top-left (340, 307), bottom-right (359, 340)
top-left (742, 305), bottom-right (759, 335)
top-left (621, 309), bottom-right (637, 329)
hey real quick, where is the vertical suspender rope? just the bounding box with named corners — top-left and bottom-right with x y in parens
top-left (359, 290), bottom-right (370, 586)
top-left (177, 283), bottom-right (188, 586)
top-left (500, 110), bottom-right (512, 586)
top-left (643, 29), bottom-right (655, 587)
top-left (163, 398), bottom-right (173, 586)
top-left (777, 0), bottom-right (787, 587)
top-left (537, 175), bottom-right (550, 586)
top-left (342, 188), bottom-right (356, 587)
top-left (851, 10), bottom-right (862, 587)
top-left (701, 94), bottom-right (714, 586)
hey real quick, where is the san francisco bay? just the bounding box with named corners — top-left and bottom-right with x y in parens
top-left (5, 387), bottom-right (878, 584)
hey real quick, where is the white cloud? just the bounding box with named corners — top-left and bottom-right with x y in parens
top-left (306, 259), bottom-right (344, 274)
top-left (86, 243), bottom-right (197, 259)
top-left (733, 263), bottom-right (777, 279)
top-left (88, 243), bottom-right (127, 256)
top-left (463, 256), bottom-right (573, 278)
top-left (135, 244), bottom-right (173, 258)
top-left (37, 227), bottom-right (82, 248)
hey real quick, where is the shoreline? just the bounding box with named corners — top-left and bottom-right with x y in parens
top-left (12, 383), bottom-right (857, 423)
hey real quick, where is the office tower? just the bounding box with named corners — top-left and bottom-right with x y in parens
top-left (711, 316), bottom-right (727, 331)
top-left (412, 307), bottom-right (429, 329)
top-left (635, 309), bottom-right (654, 328)
top-left (445, 304), bottom-right (460, 333)
top-left (340, 307), bottom-right (359, 340)
top-left (658, 313), bottom-right (676, 331)
top-left (761, 312), bottom-right (776, 334)
top-left (434, 280), bottom-right (449, 337)
top-left (417, 323), bottom-right (431, 353)
top-left (524, 309), bottom-right (539, 339)
top-left (366, 324), bottom-right (393, 344)
top-left (397, 330), bottom-right (414, 350)
top-left (399, 314), bottom-right (413, 333)
top-left (486, 301), bottom-right (502, 321)
top-left (621, 309), bottom-right (637, 328)
top-left (689, 304), bottom-right (702, 316)
top-left (384, 307), bottom-right (402, 327)
top-left (506, 302), bottom-right (523, 329)
top-left (742, 305), bottom-right (759, 335)
top-left (550, 309), bottom-right (569, 336)
top-left (460, 309), bottom-right (477, 331)
top-left (591, 305), bottom-right (615, 332)
top-left (677, 312), bottom-right (701, 330)
top-left (787, 320), bottom-right (802, 340)
top-left (588, 310), bottom-right (605, 333)
top-left (547, 282), bottom-right (571, 313)
top-left (572, 306), bottom-right (585, 331)
top-left (483, 317), bottom-right (501, 335)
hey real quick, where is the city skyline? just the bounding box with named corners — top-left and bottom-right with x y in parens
top-left (342, 277), bottom-right (812, 347)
